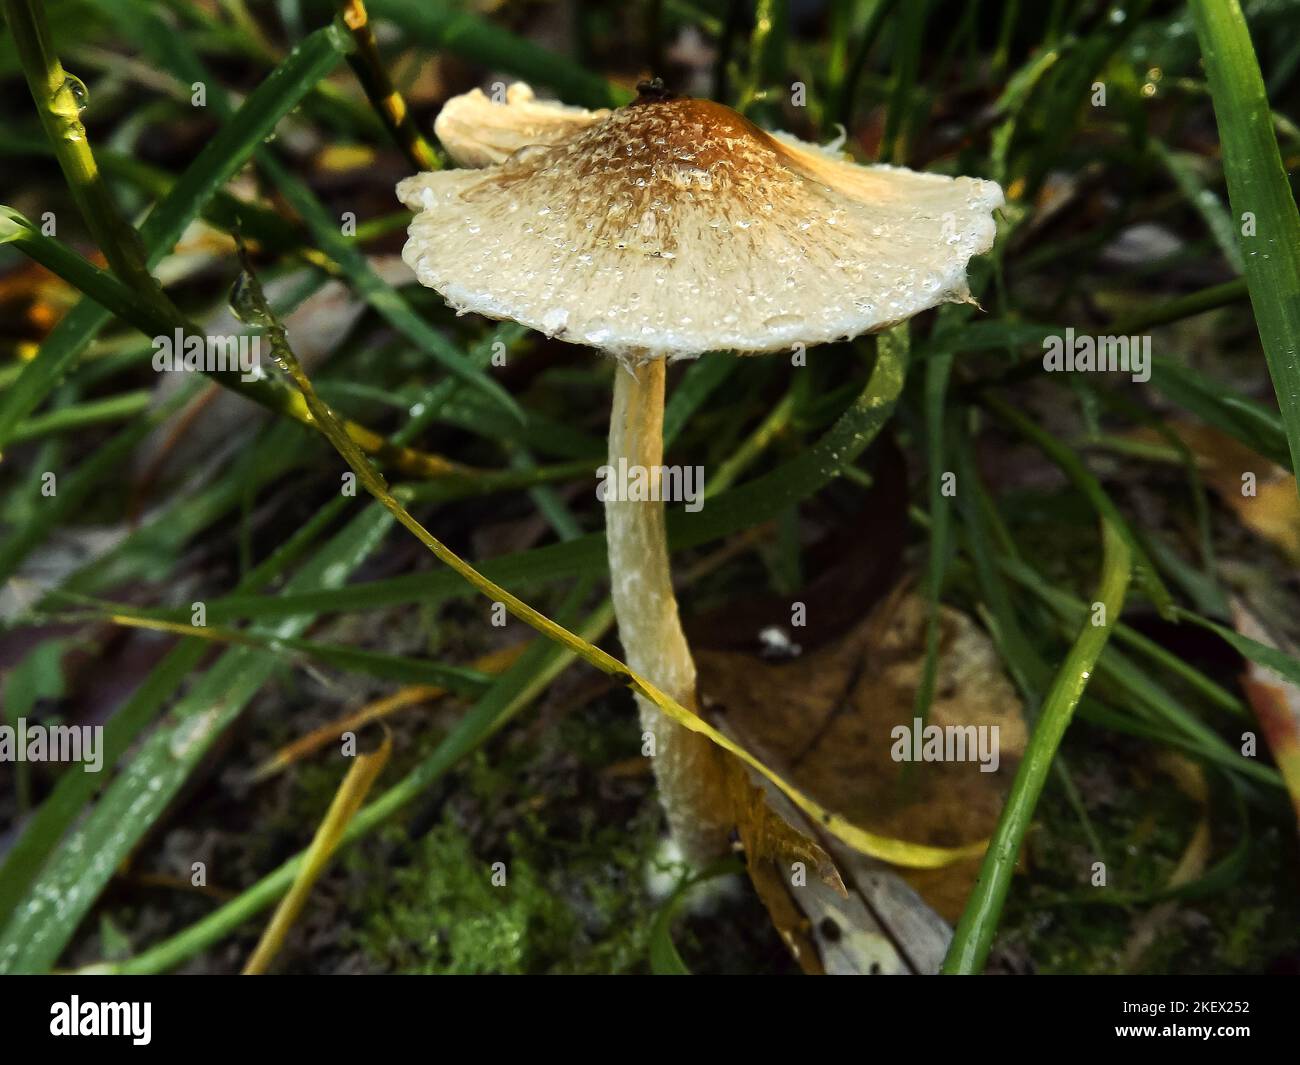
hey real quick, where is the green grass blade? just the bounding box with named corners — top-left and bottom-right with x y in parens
top-left (0, 504), bottom-right (395, 973)
top-left (648, 858), bottom-right (743, 975)
top-left (366, 0), bottom-right (628, 109)
top-left (984, 391), bottom-right (1172, 615)
top-left (1191, 0), bottom-right (1300, 488)
top-left (663, 355), bottom-right (738, 445)
top-left (942, 521), bottom-right (1133, 975)
top-left (0, 383), bottom-right (201, 585)
top-left (1148, 356), bottom-right (1290, 471)
top-left (0, 22), bottom-right (353, 450)
top-left (2, 0), bottom-right (162, 306)
top-left (96, 588), bottom-right (614, 974)
top-left (1152, 140), bottom-right (1245, 274)
top-left (1175, 606), bottom-right (1300, 690)
top-left (6, 390), bottom-right (151, 443)
top-left (104, 330), bottom-right (911, 626)
top-left (913, 336), bottom-right (952, 728)
top-left (0, 493), bottom-right (351, 926)
top-left (255, 151), bottom-right (522, 421)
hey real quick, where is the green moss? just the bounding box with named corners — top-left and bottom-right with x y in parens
top-left (347, 809), bottom-right (659, 975)
top-left (340, 685), bottom-right (663, 976)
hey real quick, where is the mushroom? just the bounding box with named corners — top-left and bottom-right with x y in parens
top-left (397, 81), bottom-right (1003, 865)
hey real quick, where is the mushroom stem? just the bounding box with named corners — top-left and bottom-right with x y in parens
top-left (606, 359), bottom-right (731, 865)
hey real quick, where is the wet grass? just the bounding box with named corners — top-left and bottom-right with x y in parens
top-left (0, 0), bottom-right (1299, 974)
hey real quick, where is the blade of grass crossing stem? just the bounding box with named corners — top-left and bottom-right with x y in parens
top-left (86, 333), bottom-right (914, 627)
top-left (242, 732), bottom-right (392, 974)
top-left (0, 23), bottom-right (353, 449)
top-left (0, 505), bottom-right (395, 973)
top-left (942, 522), bottom-right (1132, 974)
top-left (1190, 0), bottom-right (1300, 491)
top-left (239, 264), bottom-right (981, 869)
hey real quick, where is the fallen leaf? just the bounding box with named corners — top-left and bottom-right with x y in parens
top-left (718, 754), bottom-right (843, 975)
top-left (1231, 599), bottom-right (1300, 828)
top-left (699, 584), bottom-right (1026, 925)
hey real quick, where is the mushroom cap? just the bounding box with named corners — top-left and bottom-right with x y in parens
top-left (399, 84), bottom-right (1003, 361)
top-left (432, 82), bottom-right (610, 168)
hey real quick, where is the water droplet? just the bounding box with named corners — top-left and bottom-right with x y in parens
top-left (764, 313), bottom-right (805, 330)
top-left (228, 271), bottom-right (274, 329)
top-left (59, 74), bottom-right (89, 114)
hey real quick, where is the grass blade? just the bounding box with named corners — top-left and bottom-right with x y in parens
top-left (242, 731), bottom-right (392, 975)
top-left (0, 497), bottom-right (349, 928)
top-left (241, 265), bottom-right (978, 868)
top-left (255, 151), bottom-right (522, 420)
top-left (367, 0), bottom-right (628, 109)
top-left (0, 505), bottom-right (396, 973)
top-left (0, 212), bottom-right (472, 480)
top-left (2, 0), bottom-right (161, 303)
top-left (334, 0), bottom-right (440, 170)
top-left (0, 22), bottom-right (353, 449)
top-left (942, 520), bottom-right (1133, 974)
top-left (94, 588), bottom-right (614, 974)
top-left (1191, 0), bottom-right (1300, 488)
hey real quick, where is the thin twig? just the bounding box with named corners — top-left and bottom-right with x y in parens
top-left (336, 0), bottom-right (440, 171)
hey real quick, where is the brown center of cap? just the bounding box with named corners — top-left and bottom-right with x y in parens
top-left (551, 95), bottom-right (787, 186)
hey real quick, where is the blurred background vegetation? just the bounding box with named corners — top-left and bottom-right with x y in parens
top-left (0, 0), bottom-right (1299, 975)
